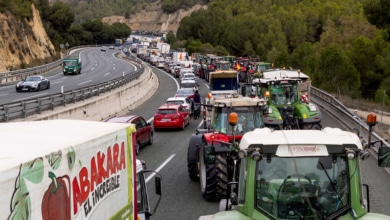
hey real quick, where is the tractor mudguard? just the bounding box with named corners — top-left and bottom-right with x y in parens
top-left (187, 133), bottom-right (203, 164)
top-left (263, 105), bottom-right (283, 125)
top-left (295, 103), bottom-right (322, 123)
top-left (212, 143), bottom-right (232, 154)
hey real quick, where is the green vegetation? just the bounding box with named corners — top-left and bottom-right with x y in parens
top-left (175, 0), bottom-right (390, 103)
top-left (0, 0), bottom-right (33, 19)
top-left (36, 1), bottom-right (131, 51)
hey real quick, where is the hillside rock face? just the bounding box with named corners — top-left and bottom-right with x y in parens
top-left (0, 4), bottom-right (56, 72)
top-left (102, 3), bottom-right (207, 34)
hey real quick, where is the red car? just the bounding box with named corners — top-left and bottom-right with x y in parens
top-left (105, 115), bottom-right (153, 155)
top-left (153, 104), bottom-right (190, 130)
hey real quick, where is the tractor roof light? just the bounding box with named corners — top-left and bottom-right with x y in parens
top-left (346, 149), bottom-right (356, 160)
top-left (265, 91), bottom-right (270, 98)
top-left (366, 112), bottom-right (377, 127)
top-left (229, 112), bottom-right (238, 127)
top-left (207, 93), bottom-right (212, 99)
top-left (251, 151), bottom-right (262, 161)
top-left (359, 150), bottom-right (370, 160)
top-left (238, 150), bottom-right (247, 159)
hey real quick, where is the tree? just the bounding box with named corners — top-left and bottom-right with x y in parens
top-left (363, 0), bottom-right (390, 30)
top-left (47, 2), bottom-right (75, 33)
top-left (316, 44), bottom-right (361, 97)
top-left (187, 40), bottom-right (203, 54)
top-left (166, 31), bottom-right (177, 44)
top-left (348, 36), bottom-right (381, 98)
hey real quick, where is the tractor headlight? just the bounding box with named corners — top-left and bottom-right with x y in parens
top-left (346, 149), bottom-right (356, 160)
top-left (268, 108), bottom-right (273, 114)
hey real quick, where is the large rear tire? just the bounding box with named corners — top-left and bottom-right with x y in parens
top-left (187, 162), bottom-right (199, 181)
top-left (199, 145), bottom-right (228, 201)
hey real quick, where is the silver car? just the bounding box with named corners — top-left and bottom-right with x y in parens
top-left (15, 75), bottom-right (50, 92)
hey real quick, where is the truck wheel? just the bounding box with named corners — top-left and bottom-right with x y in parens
top-left (199, 145), bottom-right (228, 201)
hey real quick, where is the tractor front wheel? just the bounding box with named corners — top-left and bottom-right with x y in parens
top-left (199, 145), bottom-right (228, 201)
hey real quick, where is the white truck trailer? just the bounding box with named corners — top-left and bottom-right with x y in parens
top-left (1, 119), bottom-right (161, 220)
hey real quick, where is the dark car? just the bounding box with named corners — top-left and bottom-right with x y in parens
top-left (15, 75), bottom-right (50, 92)
top-left (105, 115), bottom-right (153, 155)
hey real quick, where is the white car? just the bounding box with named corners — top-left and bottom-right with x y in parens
top-left (179, 68), bottom-right (193, 78)
top-left (166, 96), bottom-right (193, 114)
top-left (180, 79), bottom-right (198, 92)
top-left (180, 73), bottom-right (196, 83)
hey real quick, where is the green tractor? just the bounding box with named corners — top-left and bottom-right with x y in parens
top-left (200, 113), bottom-right (390, 220)
top-left (252, 69), bottom-right (322, 130)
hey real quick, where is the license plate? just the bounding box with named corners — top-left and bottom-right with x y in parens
top-left (161, 118), bottom-right (171, 122)
top-left (22, 88), bottom-right (28, 91)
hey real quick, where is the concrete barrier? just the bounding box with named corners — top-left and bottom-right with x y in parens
top-left (11, 66), bottom-right (158, 122)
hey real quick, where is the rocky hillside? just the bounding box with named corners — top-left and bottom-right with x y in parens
top-left (102, 2), bottom-right (207, 34)
top-left (0, 4), bottom-right (57, 72)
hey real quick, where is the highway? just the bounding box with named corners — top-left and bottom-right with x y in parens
top-left (126, 65), bottom-right (390, 219)
top-left (2, 48), bottom-right (390, 219)
top-left (0, 48), bottom-right (137, 105)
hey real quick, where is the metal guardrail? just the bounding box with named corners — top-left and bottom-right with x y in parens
top-left (0, 54), bottom-right (144, 122)
top-left (311, 87), bottom-right (390, 150)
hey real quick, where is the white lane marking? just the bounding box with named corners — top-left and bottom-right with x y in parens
top-left (146, 154), bottom-right (176, 183)
top-left (50, 80), bottom-right (63, 84)
top-left (78, 80), bottom-right (92, 86)
top-left (13, 93), bottom-right (49, 102)
top-left (104, 72), bottom-right (111, 76)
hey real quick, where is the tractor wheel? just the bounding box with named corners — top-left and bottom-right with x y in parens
top-left (199, 145), bottom-right (228, 201)
top-left (187, 162), bottom-right (199, 181)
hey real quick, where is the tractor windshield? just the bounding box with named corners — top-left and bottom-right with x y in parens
top-left (270, 84), bottom-right (298, 105)
top-left (255, 155), bottom-right (349, 219)
top-left (212, 106), bottom-right (264, 134)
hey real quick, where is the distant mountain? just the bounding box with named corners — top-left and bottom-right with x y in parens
top-left (52, 0), bottom-right (207, 33)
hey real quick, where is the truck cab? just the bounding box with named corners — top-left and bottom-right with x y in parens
top-left (62, 58), bottom-right (82, 75)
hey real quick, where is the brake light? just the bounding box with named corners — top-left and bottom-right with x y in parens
top-left (173, 114), bottom-right (180, 119)
top-left (183, 106), bottom-right (188, 108)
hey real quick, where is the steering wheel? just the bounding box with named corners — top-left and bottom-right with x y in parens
top-left (283, 174), bottom-right (312, 184)
top-left (278, 174), bottom-right (317, 218)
